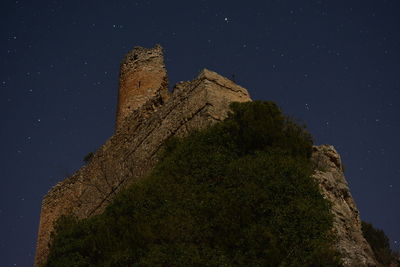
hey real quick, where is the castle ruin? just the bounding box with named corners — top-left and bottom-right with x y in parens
top-left (35, 45), bottom-right (377, 266)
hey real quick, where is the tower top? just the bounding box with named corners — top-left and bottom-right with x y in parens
top-left (120, 44), bottom-right (163, 76)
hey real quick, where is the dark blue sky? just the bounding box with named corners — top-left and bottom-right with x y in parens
top-left (1, 0), bottom-right (399, 265)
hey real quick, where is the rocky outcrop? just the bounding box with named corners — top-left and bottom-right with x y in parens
top-left (312, 145), bottom-right (377, 266)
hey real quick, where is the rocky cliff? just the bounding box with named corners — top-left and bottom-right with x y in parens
top-left (312, 145), bottom-right (377, 266)
top-left (35, 45), bottom-right (378, 266)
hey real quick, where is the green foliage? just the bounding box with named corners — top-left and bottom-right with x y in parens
top-left (362, 221), bottom-right (398, 266)
top-left (44, 101), bottom-right (342, 266)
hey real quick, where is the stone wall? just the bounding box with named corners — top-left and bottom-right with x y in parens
top-left (116, 45), bottom-right (170, 130)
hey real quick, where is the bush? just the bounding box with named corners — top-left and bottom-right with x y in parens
top-left (44, 101), bottom-right (342, 266)
top-left (83, 152), bottom-right (94, 163)
top-left (362, 221), bottom-right (398, 266)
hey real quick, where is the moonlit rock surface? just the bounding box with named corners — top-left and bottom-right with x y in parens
top-left (312, 145), bottom-right (377, 266)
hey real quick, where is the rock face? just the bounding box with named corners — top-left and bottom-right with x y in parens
top-left (35, 45), bottom-right (378, 266)
top-left (312, 145), bottom-right (377, 266)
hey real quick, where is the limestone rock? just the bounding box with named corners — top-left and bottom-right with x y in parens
top-left (312, 145), bottom-right (377, 266)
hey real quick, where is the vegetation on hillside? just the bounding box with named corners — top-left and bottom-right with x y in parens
top-left (362, 221), bottom-right (400, 266)
top-left (44, 101), bottom-right (342, 266)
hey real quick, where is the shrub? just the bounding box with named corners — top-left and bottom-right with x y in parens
top-left (362, 221), bottom-right (398, 266)
top-left (83, 152), bottom-right (94, 163)
top-left (44, 101), bottom-right (341, 266)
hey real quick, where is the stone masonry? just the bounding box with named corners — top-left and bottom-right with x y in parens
top-left (116, 44), bottom-right (170, 130)
top-left (35, 45), bottom-right (378, 266)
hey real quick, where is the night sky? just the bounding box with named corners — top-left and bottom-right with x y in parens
top-left (1, 0), bottom-right (399, 265)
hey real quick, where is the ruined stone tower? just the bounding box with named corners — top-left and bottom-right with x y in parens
top-left (116, 44), bottom-right (169, 130)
